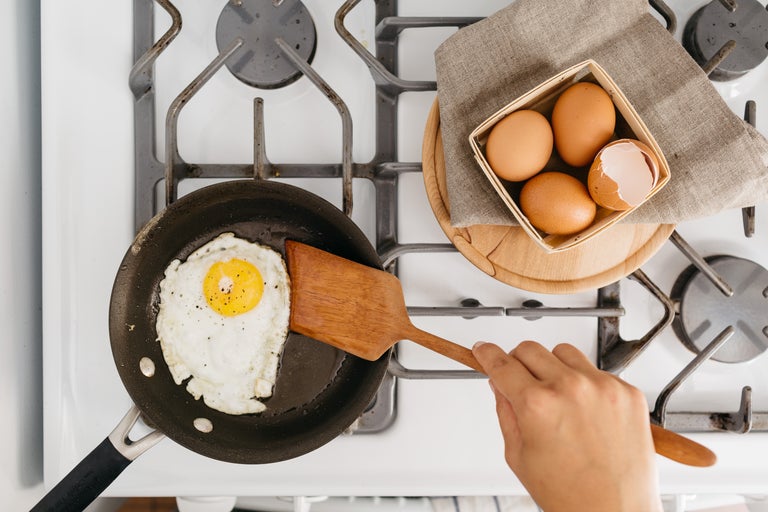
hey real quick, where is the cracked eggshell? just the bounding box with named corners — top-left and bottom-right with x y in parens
top-left (587, 139), bottom-right (660, 211)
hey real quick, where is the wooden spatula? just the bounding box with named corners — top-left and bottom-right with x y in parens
top-left (286, 239), bottom-right (482, 372)
top-left (285, 240), bottom-right (716, 468)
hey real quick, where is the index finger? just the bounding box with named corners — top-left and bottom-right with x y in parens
top-left (472, 342), bottom-right (536, 400)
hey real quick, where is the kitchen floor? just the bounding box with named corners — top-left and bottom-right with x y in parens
top-left (118, 498), bottom-right (177, 511)
top-left (112, 496), bottom-right (767, 511)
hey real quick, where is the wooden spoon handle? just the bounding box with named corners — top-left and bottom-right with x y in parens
top-left (649, 423), bottom-right (716, 467)
top-left (401, 326), bottom-right (716, 467)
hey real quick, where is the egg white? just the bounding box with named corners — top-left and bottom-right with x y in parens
top-left (156, 232), bottom-right (290, 415)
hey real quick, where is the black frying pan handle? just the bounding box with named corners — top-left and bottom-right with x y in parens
top-left (30, 437), bottom-right (132, 512)
top-left (30, 405), bottom-right (165, 512)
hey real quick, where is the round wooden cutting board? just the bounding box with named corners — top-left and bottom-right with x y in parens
top-left (421, 100), bottom-right (674, 294)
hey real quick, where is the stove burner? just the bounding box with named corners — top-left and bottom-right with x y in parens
top-left (671, 255), bottom-right (768, 363)
top-left (682, 0), bottom-right (768, 81)
top-left (215, 0), bottom-right (317, 89)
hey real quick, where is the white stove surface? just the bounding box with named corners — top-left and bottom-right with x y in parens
top-left (42, 0), bottom-right (768, 499)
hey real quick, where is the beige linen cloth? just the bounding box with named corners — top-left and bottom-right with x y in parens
top-left (435, 0), bottom-right (768, 228)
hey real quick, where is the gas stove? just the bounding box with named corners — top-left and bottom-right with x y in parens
top-left (42, 0), bottom-right (768, 501)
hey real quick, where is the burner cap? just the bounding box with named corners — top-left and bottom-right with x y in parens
top-left (671, 255), bottom-right (768, 363)
top-left (216, 0), bottom-right (317, 89)
top-left (682, 0), bottom-right (768, 81)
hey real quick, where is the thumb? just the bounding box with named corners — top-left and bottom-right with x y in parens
top-left (472, 341), bottom-right (534, 401)
top-left (472, 341), bottom-right (512, 375)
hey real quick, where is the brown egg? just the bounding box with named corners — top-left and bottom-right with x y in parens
top-left (485, 109), bottom-right (553, 182)
top-left (551, 82), bottom-right (616, 167)
top-left (588, 139), bottom-right (660, 211)
top-left (519, 172), bottom-right (597, 236)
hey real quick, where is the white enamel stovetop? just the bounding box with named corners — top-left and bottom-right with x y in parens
top-left (41, 0), bottom-right (768, 503)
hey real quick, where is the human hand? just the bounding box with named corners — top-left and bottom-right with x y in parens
top-left (472, 341), bottom-right (662, 512)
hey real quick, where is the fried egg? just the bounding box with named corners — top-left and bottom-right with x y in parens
top-left (156, 232), bottom-right (290, 415)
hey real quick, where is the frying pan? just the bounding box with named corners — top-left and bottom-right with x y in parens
top-left (32, 179), bottom-right (391, 512)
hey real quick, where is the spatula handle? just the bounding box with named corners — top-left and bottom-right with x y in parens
top-left (402, 325), bottom-right (716, 468)
top-left (402, 324), bottom-right (484, 372)
top-left (649, 424), bottom-right (716, 467)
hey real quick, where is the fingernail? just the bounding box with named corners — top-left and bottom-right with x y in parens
top-left (472, 341), bottom-right (486, 351)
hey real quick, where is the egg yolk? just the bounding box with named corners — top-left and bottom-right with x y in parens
top-left (203, 259), bottom-right (264, 316)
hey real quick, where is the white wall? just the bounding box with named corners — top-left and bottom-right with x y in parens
top-left (0, 0), bottom-right (45, 509)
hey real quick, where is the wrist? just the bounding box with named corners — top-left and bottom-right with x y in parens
top-left (541, 498), bottom-right (663, 512)
top-left (530, 476), bottom-right (662, 512)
